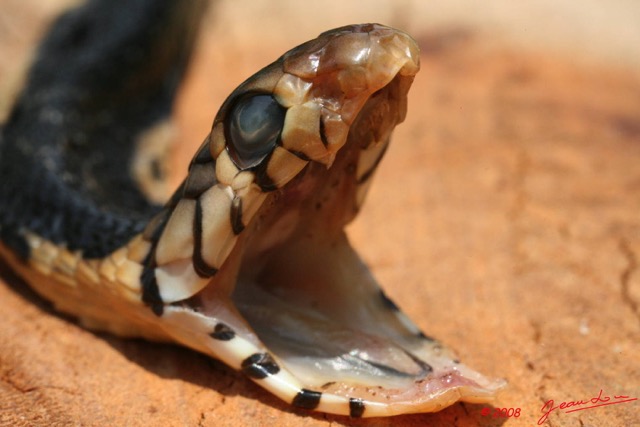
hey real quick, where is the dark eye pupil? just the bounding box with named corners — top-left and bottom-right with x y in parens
top-left (227, 94), bottom-right (286, 169)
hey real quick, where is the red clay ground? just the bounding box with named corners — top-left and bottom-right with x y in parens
top-left (1, 8), bottom-right (639, 427)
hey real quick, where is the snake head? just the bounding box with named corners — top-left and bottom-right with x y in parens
top-left (140, 23), bottom-right (504, 417)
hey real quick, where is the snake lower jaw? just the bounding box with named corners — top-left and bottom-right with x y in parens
top-left (176, 216), bottom-right (506, 415)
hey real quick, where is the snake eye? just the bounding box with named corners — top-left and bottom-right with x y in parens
top-left (226, 94), bottom-right (286, 170)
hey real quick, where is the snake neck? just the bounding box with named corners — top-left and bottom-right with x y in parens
top-left (0, 0), bottom-right (206, 260)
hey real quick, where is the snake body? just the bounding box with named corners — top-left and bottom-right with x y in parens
top-left (0, 1), bottom-right (504, 417)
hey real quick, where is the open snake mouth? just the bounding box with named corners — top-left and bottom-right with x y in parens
top-left (149, 25), bottom-right (503, 414)
top-left (199, 74), bottom-right (430, 391)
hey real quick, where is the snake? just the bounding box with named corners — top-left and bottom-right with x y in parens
top-left (0, 0), bottom-right (504, 418)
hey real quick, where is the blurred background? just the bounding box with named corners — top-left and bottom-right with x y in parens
top-left (0, 1), bottom-right (638, 426)
top-left (211, 0), bottom-right (640, 67)
top-left (1, 0), bottom-right (639, 121)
